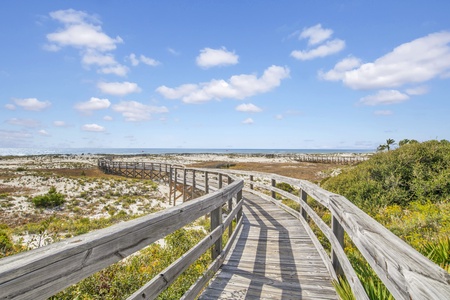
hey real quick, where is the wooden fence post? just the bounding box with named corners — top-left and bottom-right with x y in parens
top-left (300, 189), bottom-right (308, 220)
top-left (250, 175), bottom-right (254, 190)
top-left (211, 206), bottom-right (222, 260)
top-left (271, 179), bottom-right (276, 199)
top-left (205, 171), bottom-right (209, 194)
top-left (192, 170), bottom-right (196, 199)
top-left (183, 169), bottom-right (187, 202)
top-left (332, 215), bottom-right (344, 277)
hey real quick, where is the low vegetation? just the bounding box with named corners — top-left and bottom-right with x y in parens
top-left (32, 186), bottom-right (65, 208)
top-left (321, 140), bottom-right (450, 299)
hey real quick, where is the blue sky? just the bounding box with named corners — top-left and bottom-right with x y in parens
top-left (1, 1), bottom-right (449, 150)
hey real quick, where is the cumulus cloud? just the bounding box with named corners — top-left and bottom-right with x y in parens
top-left (291, 39), bottom-right (345, 61)
top-left (128, 53), bottom-right (160, 67)
top-left (47, 9), bottom-right (122, 51)
top-left (46, 9), bottom-right (127, 76)
top-left (5, 104), bottom-right (15, 110)
top-left (242, 118), bottom-right (254, 124)
top-left (299, 24), bottom-right (333, 45)
top-left (235, 103), bottom-right (262, 113)
top-left (112, 101), bottom-right (169, 122)
top-left (81, 123), bottom-right (105, 132)
top-left (196, 47), bottom-right (239, 68)
top-left (75, 97), bottom-right (111, 113)
top-left (97, 81), bottom-right (142, 96)
top-left (319, 56), bottom-right (362, 81)
top-left (291, 24), bottom-right (345, 61)
top-left (13, 98), bottom-right (51, 111)
top-left (157, 65), bottom-right (290, 103)
top-left (359, 90), bottom-right (409, 106)
top-left (321, 31), bottom-right (450, 89)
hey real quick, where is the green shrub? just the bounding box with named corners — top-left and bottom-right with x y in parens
top-left (322, 140), bottom-right (450, 212)
top-left (32, 186), bottom-right (65, 208)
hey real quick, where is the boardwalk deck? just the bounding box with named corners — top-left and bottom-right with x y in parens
top-left (199, 192), bottom-right (338, 300)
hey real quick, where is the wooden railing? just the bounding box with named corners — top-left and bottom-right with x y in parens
top-left (221, 169), bottom-right (450, 300)
top-left (0, 160), bottom-right (244, 300)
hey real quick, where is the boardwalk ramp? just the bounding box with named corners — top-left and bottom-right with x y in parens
top-left (200, 192), bottom-right (338, 299)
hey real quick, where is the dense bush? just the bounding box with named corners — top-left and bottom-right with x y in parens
top-left (322, 140), bottom-right (450, 212)
top-left (322, 140), bottom-right (450, 299)
top-left (32, 186), bottom-right (65, 208)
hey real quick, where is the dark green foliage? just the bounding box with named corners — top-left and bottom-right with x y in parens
top-left (322, 140), bottom-right (450, 212)
top-left (32, 186), bottom-right (65, 208)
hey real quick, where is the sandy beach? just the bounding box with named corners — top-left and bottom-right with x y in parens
top-left (0, 153), bottom-right (363, 249)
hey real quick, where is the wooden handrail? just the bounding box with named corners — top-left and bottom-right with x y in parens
top-left (0, 160), bottom-right (243, 300)
top-left (222, 169), bottom-right (450, 300)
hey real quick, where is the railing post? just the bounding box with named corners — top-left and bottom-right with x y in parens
top-left (250, 175), bottom-right (254, 190)
top-left (237, 189), bottom-right (243, 222)
top-left (300, 189), bottom-right (308, 220)
top-left (332, 215), bottom-right (344, 277)
top-left (183, 169), bottom-right (187, 202)
top-left (192, 170), bottom-right (196, 199)
top-left (173, 167), bottom-right (178, 206)
top-left (218, 173), bottom-right (223, 189)
top-left (205, 171), bottom-right (209, 194)
top-left (211, 205), bottom-right (222, 260)
top-left (271, 178), bottom-right (276, 199)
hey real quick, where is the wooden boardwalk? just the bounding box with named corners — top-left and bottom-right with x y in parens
top-left (199, 192), bottom-right (338, 300)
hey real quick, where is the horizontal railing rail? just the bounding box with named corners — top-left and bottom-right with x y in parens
top-left (221, 169), bottom-right (450, 300)
top-left (0, 160), bottom-right (244, 300)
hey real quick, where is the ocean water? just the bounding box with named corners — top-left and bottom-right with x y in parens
top-left (0, 148), bottom-right (375, 156)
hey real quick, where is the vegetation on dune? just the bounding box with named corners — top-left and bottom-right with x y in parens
top-left (321, 140), bottom-right (450, 299)
top-left (32, 186), bottom-right (65, 208)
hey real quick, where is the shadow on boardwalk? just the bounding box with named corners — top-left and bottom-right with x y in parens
top-left (199, 192), bottom-right (338, 300)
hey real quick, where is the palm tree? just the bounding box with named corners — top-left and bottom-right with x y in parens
top-left (377, 139), bottom-right (396, 152)
top-left (386, 138), bottom-right (396, 151)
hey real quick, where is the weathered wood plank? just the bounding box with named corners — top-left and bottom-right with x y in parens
top-left (199, 193), bottom-right (338, 300)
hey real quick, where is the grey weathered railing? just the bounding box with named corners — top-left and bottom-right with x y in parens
top-left (0, 160), bottom-right (244, 300)
top-left (222, 169), bottom-right (450, 300)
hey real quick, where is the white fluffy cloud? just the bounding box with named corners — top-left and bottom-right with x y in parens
top-left (46, 9), bottom-right (127, 76)
top-left (97, 81), bottom-right (142, 96)
top-left (75, 97), bottom-right (111, 113)
top-left (5, 104), bottom-right (16, 110)
top-left (196, 47), bottom-right (239, 68)
top-left (112, 101), bottom-right (169, 122)
top-left (291, 24), bottom-right (345, 61)
top-left (47, 9), bottom-right (122, 51)
top-left (321, 31), bottom-right (450, 90)
top-left (157, 65), bottom-right (290, 103)
top-left (235, 103), bottom-right (262, 113)
top-left (81, 123), bottom-right (105, 132)
top-left (291, 39), bottom-right (345, 61)
top-left (128, 53), bottom-right (160, 67)
top-left (242, 118), bottom-right (254, 124)
top-left (359, 90), bottom-right (409, 106)
top-left (299, 24), bottom-right (333, 45)
top-left (13, 98), bottom-right (51, 111)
